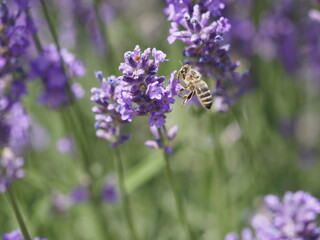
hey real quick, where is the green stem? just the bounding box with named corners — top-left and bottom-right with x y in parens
top-left (158, 128), bottom-right (197, 240)
top-left (229, 105), bottom-right (260, 173)
top-left (93, 0), bottom-right (116, 68)
top-left (6, 186), bottom-right (32, 240)
top-left (25, 9), bottom-right (43, 53)
top-left (39, 0), bottom-right (65, 74)
top-left (114, 148), bottom-right (139, 240)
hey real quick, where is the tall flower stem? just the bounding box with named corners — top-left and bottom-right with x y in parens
top-left (25, 9), bottom-right (43, 53)
top-left (28, 7), bottom-right (112, 238)
top-left (93, 0), bottom-right (117, 68)
top-left (158, 128), bottom-right (197, 240)
top-left (6, 185), bottom-right (32, 240)
top-left (229, 106), bottom-right (262, 181)
top-left (39, 0), bottom-right (65, 73)
top-left (114, 148), bottom-right (139, 240)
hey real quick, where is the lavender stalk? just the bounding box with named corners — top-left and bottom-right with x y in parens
top-left (6, 186), bottom-right (32, 240)
top-left (158, 127), bottom-right (197, 240)
top-left (39, 0), bottom-right (65, 73)
top-left (114, 148), bottom-right (139, 240)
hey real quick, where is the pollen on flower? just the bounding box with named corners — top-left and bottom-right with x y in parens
top-left (135, 56), bottom-right (141, 61)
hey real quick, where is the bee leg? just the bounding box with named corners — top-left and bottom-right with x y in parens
top-left (179, 83), bottom-right (192, 93)
top-left (181, 91), bottom-right (195, 107)
top-left (179, 87), bottom-right (186, 93)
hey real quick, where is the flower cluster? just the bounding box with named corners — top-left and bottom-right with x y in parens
top-left (145, 125), bottom-right (179, 154)
top-left (225, 228), bottom-right (254, 240)
top-left (101, 174), bottom-right (120, 203)
top-left (0, 2), bottom-right (32, 112)
top-left (2, 229), bottom-right (47, 240)
top-left (30, 45), bottom-right (86, 109)
top-left (0, 148), bottom-right (25, 193)
top-left (225, 191), bottom-right (320, 240)
top-left (92, 46), bottom-right (180, 147)
top-left (117, 45), bottom-right (177, 127)
top-left (52, 185), bottom-right (89, 213)
top-left (0, 102), bottom-right (30, 154)
top-left (255, 0), bottom-right (320, 78)
top-left (91, 71), bottom-right (130, 147)
top-left (165, 1), bottom-right (250, 112)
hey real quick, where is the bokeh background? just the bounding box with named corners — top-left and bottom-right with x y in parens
top-left (1, 0), bottom-right (320, 239)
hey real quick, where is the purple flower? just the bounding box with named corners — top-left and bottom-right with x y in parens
top-left (101, 174), bottom-right (120, 203)
top-left (56, 136), bottom-right (75, 154)
top-left (91, 72), bottom-right (130, 147)
top-left (51, 184), bottom-right (89, 213)
top-left (148, 112), bottom-right (166, 128)
top-left (0, 103), bottom-right (30, 154)
top-left (51, 192), bottom-right (72, 213)
top-left (116, 45), bottom-right (178, 128)
top-left (198, 0), bottom-right (225, 18)
top-left (224, 228), bottom-right (254, 240)
top-left (30, 45), bottom-right (85, 109)
top-left (0, 148), bottom-right (24, 193)
top-left (225, 191), bottom-right (320, 240)
top-left (0, 2), bottom-right (32, 111)
top-left (253, 191), bottom-right (320, 240)
top-left (2, 229), bottom-right (47, 240)
top-left (70, 185), bottom-right (89, 203)
top-left (144, 125), bottom-right (179, 154)
top-left (146, 81), bottom-right (165, 100)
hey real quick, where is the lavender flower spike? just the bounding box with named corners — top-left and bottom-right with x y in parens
top-left (225, 191), bottom-right (320, 240)
top-left (253, 191), bottom-right (320, 240)
top-left (2, 229), bottom-right (47, 240)
top-left (0, 148), bottom-right (24, 193)
top-left (0, 102), bottom-right (30, 154)
top-left (30, 45), bottom-right (86, 109)
top-left (0, 2), bottom-right (32, 112)
top-left (101, 174), bottom-right (120, 203)
top-left (91, 72), bottom-right (130, 147)
top-left (117, 45), bottom-right (178, 128)
top-left (145, 125), bottom-right (179, 154)
top-left (165, 1), bottom-right (251, 112)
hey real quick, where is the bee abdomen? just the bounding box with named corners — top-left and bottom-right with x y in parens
top-left (197, 87), bottom-right (213, 109)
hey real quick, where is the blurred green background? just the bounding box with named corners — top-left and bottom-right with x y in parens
top-left (1, 0), bottom-right (320, 239)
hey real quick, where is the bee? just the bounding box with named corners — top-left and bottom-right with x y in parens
top-left (177, 64), bottom-right (213, 109)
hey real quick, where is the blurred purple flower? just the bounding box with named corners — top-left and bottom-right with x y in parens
top-left (226, 191), bottom-right (320, 240)
top-left (145, 125), bottom-right (178, 154)
top-left (52, 184), bottom-right (89, 213)
top-left (29, 122), bottom-right (50, 152)
top-left (51, 192), bottom-right (72, 213)
top-left (2, 229), bottom-right (47, 240)
top-left (0, 2), bottom-right (32, 111)
top-left (225, 228), bottom-right (254, 240)
top-left (30, 45), bottom-right (85, 109)
top-left (0, 103), bottom-right (30, 154)
top-left (91, 72), bottom-right (131, 148)
top-left (0, 148), bottom-right (24, 193)
top-left (70, 185), bottom-right (89, 203)
top-left (253, 191), bottom-right (320, 240)
top-left (226, 0), bottom-right (320, 82)
top-left (101, 175), bottom-right (120, 203)
top-left (56, 136), bottom-right (75, 154)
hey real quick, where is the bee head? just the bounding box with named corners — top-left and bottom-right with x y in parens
top-left (177, 64), bottom-right (190, 80)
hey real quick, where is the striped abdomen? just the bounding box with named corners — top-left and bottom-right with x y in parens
top-left (194, 80), bottom-right (213, 109)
